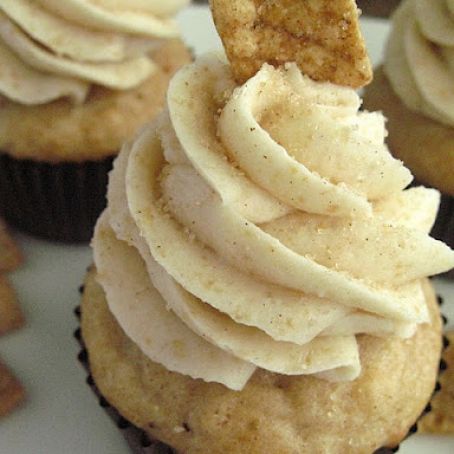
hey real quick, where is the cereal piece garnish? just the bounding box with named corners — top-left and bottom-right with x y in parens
top-left (0, 219), bottom-right (22, 272)
top-left (0, 275), bottom-right (24, 336)
top-left (0, 219), bottom-right (25, 417)
top-left (210, 0), bottom-right (372, 87)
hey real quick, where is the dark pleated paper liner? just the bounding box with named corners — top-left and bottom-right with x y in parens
top-left (410, 179), bottom-right (454, 279)
top-left (74, 288), bottom-right (448, 454)
top-left (431, 193), bottom-right (454, 279)
top-left (0, 151), bottom-right (114, 243)
top-left (74, 295), bottom-right (173, 454)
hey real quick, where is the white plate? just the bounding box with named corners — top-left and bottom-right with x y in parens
top-left (0, 5), bottom-right (453, 454)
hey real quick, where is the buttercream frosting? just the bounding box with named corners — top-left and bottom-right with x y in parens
top-left (0, 0), bottom-right (188, 105)
top-left (94, 54), bottom-right (454, 391)
top-left (384, 0), bottom-right (454, 126)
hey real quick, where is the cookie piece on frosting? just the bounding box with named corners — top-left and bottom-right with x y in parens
top-left (0, 219), bottom-right (22, 273)
top-left (210, 0), bottom-right (372, 87)
top-left (0, 220), bottom-right (24, 336)
top-left (0, 276), bottom-right (24, 336)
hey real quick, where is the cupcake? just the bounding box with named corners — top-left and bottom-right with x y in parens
top-left (363, 0), bottom-right (454, 265)
top-left (81, 0), bottom-right (454, 452)
top-left (0, 0), bottom-right (191, 242)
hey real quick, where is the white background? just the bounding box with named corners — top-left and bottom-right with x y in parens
top-left (0, 5), bottom-right (453, 453)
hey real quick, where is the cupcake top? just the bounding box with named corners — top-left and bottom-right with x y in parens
top-left (384, 0), bottom-right (454, 127)
top-left (0, 0), bottom-right (188, 105)
top-left (93, 53), bottom-right (454, 391)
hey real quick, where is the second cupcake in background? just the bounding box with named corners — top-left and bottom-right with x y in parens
top-left (363, 0), bottom-right (454, 269)
top-left (0, 0), bottom-right (191, 242)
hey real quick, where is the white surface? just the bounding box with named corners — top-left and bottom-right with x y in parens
top-left (0, 5), bottom-right (453, 454)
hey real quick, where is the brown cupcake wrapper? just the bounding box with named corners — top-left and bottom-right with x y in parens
top-left (0, 152), bottom-right (114, 243)
top-left (74, 301), bottom-right (172, 454)
top-left (74, 287), bottom-right (449, 454)
top-left (432, 193), bottom-right (454, 279)
top-left (410, 179), bottom-right (454, 279)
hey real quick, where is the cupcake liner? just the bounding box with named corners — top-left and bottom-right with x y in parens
top-left (74, 289), bottom-right (448, 454)
top-left (431, 193), bottom-right (454, 279)
top-left (411, 179), bottom-right (454, 279)
top-left (0, 152), bottom-right (114, 243)
top-left (74, 312), bottom-right (171, 453)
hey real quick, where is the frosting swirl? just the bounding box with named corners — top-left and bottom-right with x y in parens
top-left (0, 0), bottom-right (188, 105)
top-left (94, 54), bottom-right (454, 391)
top-left (384, 0), bottom-right (454, 126)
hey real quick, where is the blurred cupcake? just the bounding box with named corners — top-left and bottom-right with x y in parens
top-left (363, 0), bottom-right (454, 264)
top-left (0, 0), bottom-right (191, 242)
top-left (80, 51), bottom-right (454, 453)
